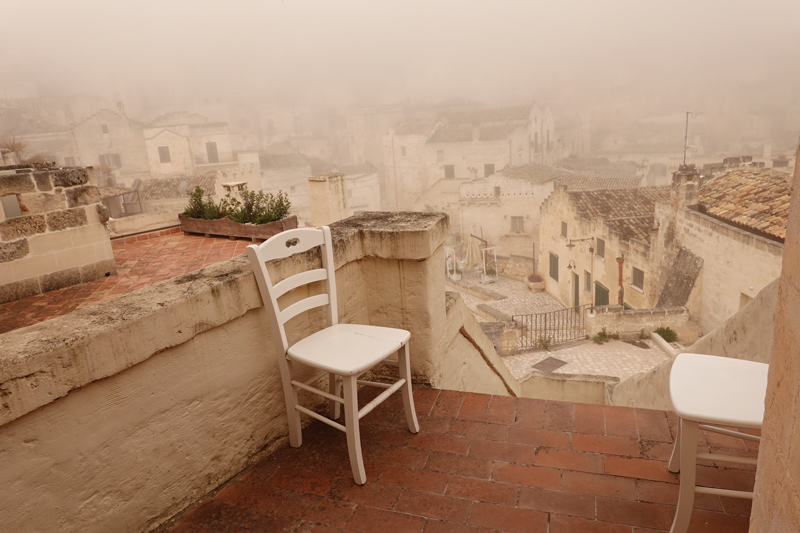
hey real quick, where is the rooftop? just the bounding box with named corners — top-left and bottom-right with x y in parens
top-left (0, 230), bottom-right (251, 334)
top-left (442, 105), bottom-right (533, 125)
top-left (394, 122), bottom-right (436, 136)
top-left (557, 174), bottom-right (642, 191)
top-left (698, 168), bottom-right (793, 241)
top-left (156, 389), bottom-right (754, 533)
top-left (502, 163), bottom-right (575, 185)
top-left (428, 124), bottom-right (517, 143)
top-left (259, 152), bottom-right (310, 169)
top-left (571, 187), bottom-right (670, 243)
top-left (556, 157), bottom-right (640, 181)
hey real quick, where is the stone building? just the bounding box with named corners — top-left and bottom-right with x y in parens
top-left (338, 163), bottom-right (381, 214)
top-left (71, 106), bottom-right (150, 183)
top-left (651, 165), bottom-right (791, 334)
top-left (143, 112), bottom-right (236, 178)
top-left (539, 184), bottom-right (669, 310)
top-left (0, 165), bottom-right (115, 304)
top-left (259, 153), bottom-right (313, 223)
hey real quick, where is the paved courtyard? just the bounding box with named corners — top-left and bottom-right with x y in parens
top-left (503, 339), bottom-right (671, 381)
top-left (446, 276), bottom-right (564, 322)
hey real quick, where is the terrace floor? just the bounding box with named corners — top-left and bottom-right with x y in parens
top-left (158, 389), bottom-right (755, 533)
top-left (0, 229), bottom-right (251, 334)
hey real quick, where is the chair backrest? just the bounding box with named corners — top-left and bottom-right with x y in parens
top-left (246, 226), bottom-right (338, 356)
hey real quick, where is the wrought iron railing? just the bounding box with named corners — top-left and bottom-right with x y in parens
top-left (512, 304), bottom-right (590, 350)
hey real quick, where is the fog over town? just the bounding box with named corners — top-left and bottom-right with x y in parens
top-left (4, 2), bottom-right (800, 531)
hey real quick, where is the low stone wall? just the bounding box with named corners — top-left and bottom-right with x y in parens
top-left (496, 253), bottom-right (535, 281)
top-left (0, 211), bottom-right (520, 533)
top-left (0, 166), bottom-right (116, 304)
top-left (585, 304), bottom-right (699, 344)
top-left (108, 210), bottom-right (180, 237)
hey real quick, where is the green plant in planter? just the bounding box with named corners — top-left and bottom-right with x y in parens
top-left (184, 186), bottom-right (291, 224)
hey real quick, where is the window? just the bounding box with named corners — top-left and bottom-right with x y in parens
top-left (561, 221), bottom-right (568, 238)
top-left (401, 146), bottom-right (406, 157)
top-left (484, 163), bottom-right (495, 176)
top-left (632, 267), bottom-right (644, 290)
top-left (101, 124), bottom-right (109, 135)
top-left (594, 282), bottom-right (609, 306)
top-left (64, 156), bottom-right (75, 166)
top-left (549, 253), bottom-right (559, 281)
top-left (437, 150), bottom-right (444, 162)
top-left (99, 153), bottom-right (122, 168)
top-left (1, 194), bottom-right (22, 219)
top-left (494, 186), bottom-right (501, 197)
top-left (584, 270), bottom-right (592, 292)
top-left (206, 142), bottom-right (219, 163)
top-left (444, 165), bottom-right (455, 179)
top-left (596, 238), bottom-right (605, 259)
top-left (511, 216), bottom-right (524, 233)
top-left (158, 146), bottom-right (171, 163)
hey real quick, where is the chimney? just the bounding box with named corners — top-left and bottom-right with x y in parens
top-left (671, 164), bottom-right (700, 211)
top-left (308, 173), bottom-right (350, 227)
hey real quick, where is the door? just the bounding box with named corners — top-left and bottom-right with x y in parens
top-left (206, 142), bottom-right (219, 163)
top-left (484, 163), bottom-right (495, 177)
top-left (594, 282), bottom-right (609, 306)
top-left (572, 272), bottom-right (580, 309)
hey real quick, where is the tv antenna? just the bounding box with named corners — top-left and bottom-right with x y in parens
top-left (683, 111), bottom-right (699, 165)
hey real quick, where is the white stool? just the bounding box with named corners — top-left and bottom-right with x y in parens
top-left (668, 353), bottom-right (768, 533)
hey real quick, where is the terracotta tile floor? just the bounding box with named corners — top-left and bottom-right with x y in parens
top-left (159, 389), bottom-right (756, 533)
top-left (0, 229), bottom-right (252, 334)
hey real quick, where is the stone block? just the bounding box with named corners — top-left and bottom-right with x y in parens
top-left (0, 214), bottom-right (47, 240)
top-left (51, 168), bottom-right (89, 188)
top-left (0, 174), bottom-right (35, 196)
top-left (0, 238), bottom-right (29, 263)
top-left (65, 186), bottom-right (101, 208)
top-left (32, 172), bottom-right (53, 191)
top-left (40, 267), bottom-right (82, 293)
top-left (80, 258), bottom-right (117, 282)
top-left (17, 192), bottom-right (67, 215)
top-left (55, 244), bottom-right (98, 270)
top-left (11, 253), bottom-right (57, 279)
top-left (27, 230), bottom-right (74, 255)
top-left (69, 224), bottom-right (110, 247)
top-left (0, 278), bottom-right (41, 305)
top-left (46, 208), bottom-right (88, 231)
top-left (96, 203), bottom-right (110, 224)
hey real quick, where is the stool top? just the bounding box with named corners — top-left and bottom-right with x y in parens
top-left (669, 353), bottom-right (769, 428)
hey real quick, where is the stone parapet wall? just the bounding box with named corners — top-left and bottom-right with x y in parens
top-left (585, 304), bottom-right (699, 343)
top-left (0, 166), bottom-right (116, 304)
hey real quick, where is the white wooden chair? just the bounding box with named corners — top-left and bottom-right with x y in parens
top-left (667, 352), bottom-right (769, 533)
top-left (246, 226), bottom-right (420, 485)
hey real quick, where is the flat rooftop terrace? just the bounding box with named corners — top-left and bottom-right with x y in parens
top-left (157, 389), bottom-right (755, 533)
top-left (0, 229), bottom-right (251, 334)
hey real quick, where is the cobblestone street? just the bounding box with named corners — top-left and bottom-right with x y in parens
top-left (502, 338), bottom-right (671, 381)
top-left (446, 276), bottom-right (564, 321)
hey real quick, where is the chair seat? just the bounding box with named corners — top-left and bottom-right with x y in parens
top-left (669, 353), bottom-right (769, 428)
top-left (288, 323), bottom-right (410, 376)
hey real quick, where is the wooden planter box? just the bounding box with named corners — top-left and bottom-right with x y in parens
top-left (179, 214), bottom-right (298, 241)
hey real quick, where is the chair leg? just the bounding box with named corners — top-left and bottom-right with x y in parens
top-left (342, 375), bottom-right (367, 485)
top-left (398, 343), bottom-right (420, 434)
top-left (283, 361), bottom-right (303, 448)
top-left (328, 372), bottom-right (341, 420)
top-left (670, 418), bottom-right (699, 533)
top-left (668, 417), bottom-right (682, 474)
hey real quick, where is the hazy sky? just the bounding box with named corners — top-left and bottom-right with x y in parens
top-left (3, 0), bottom-right (800, 108)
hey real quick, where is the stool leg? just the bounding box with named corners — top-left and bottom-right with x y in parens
top-left (668, 417), bottom-right (682, 473)
top-left (670, 418), bottom-right (699, 533)
top-left (342, 375), bottom-right (367, 485)
top-left (399, 343), bottom-right (420, 434)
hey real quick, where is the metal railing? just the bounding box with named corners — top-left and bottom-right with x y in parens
top-left (512, 304), bottom-right (590, 350)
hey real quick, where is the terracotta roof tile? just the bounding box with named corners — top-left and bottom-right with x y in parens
top-left (570, 187), bottom-right (669, 243)
top-left (503, 163), bottom-right (575, 184)
top-left (557, 175), bottom-right (641, 190)
top-left (699, 169), bottom-right (792, 241)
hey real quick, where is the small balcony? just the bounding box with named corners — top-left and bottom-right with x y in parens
top-left (157, 389), bottom-right (754, 533)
